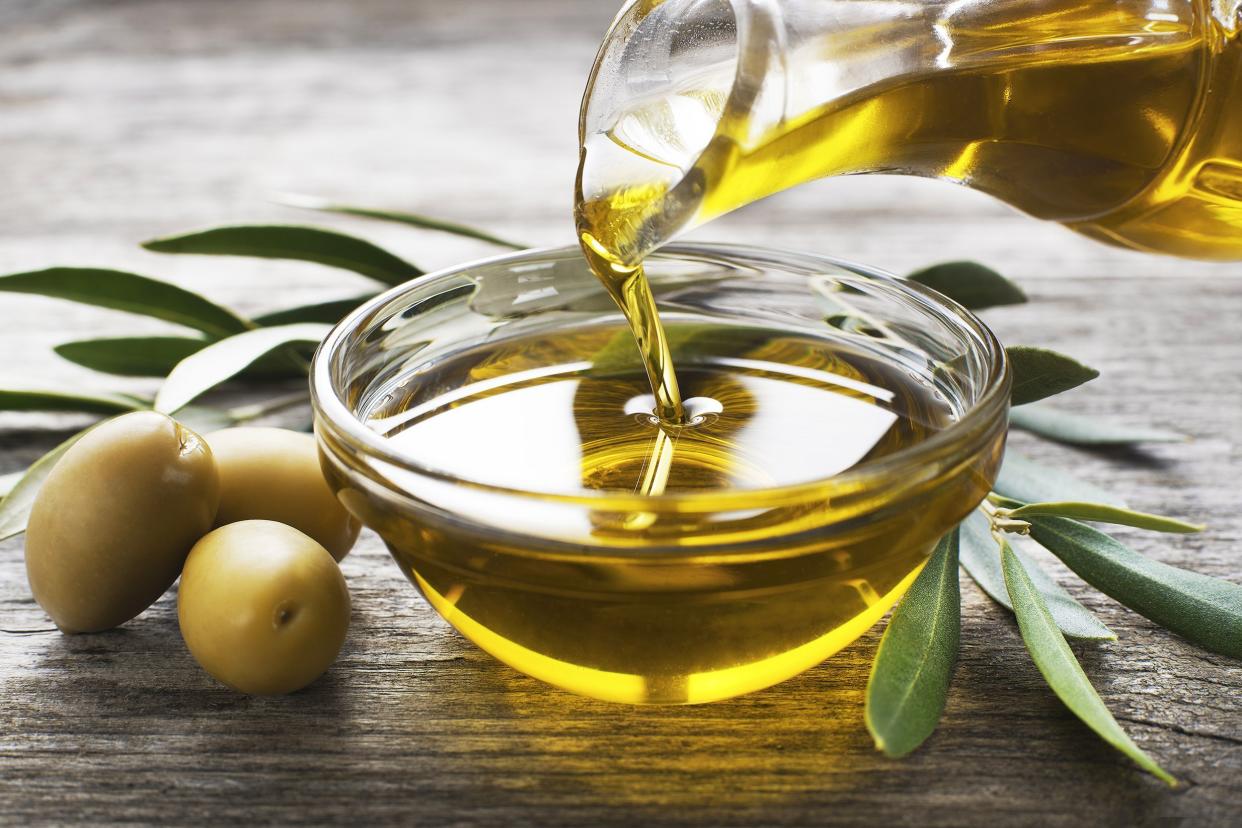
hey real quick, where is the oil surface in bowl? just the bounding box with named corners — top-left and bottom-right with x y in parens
top-left (358, 321), bottom-right (979, 703)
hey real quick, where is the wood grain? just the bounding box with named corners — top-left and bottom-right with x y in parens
top-left (1, 1), bottom-right (1239, 825)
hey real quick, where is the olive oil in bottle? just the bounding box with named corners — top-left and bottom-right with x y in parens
top-left (577, 0), bottom-right (1242, 263)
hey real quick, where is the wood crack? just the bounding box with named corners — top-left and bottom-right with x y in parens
top-left (1113, 714), bottom-right (1242, 747)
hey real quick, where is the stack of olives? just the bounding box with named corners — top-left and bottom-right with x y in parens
top-left (23, 411), bottom-right (359, 695)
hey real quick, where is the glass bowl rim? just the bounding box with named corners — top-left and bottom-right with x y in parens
top-left (310, 242), bottom-right (1011, 509)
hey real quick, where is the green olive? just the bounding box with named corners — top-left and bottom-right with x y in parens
top-left (25, 411), bottom-right (219, 633)
top-left (178, 520), bottom-right (350, 695)
top-left (206, 427), bottom-right (360, 561)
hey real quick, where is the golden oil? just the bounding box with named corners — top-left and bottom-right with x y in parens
top-left (355, 321), bottom-right (991, 703)
top-left (577, 4), bottom-right (1242, 263)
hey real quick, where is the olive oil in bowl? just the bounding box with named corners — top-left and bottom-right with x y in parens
top-left (312, 245), bottom-right (1010, 703)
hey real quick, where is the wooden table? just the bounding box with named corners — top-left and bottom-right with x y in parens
top-left (2, 1), bottom-right (1239, 824)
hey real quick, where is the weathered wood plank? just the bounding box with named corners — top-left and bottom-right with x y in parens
top-left (1, 1), bottom-right (1240, 825)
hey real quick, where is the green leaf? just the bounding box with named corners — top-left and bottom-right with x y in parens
top-left (253, 294), bottom-right (377, 326)
top-left (0, 425), bottom-right (97, 540)
top-left (906, 261), bottom-right (1027, 309)
top-left (142, 225), bottom-right (423, 286)
top-left (155, 323), bottom-right (330, 414)
top-left (54, 336), bottom-right (308, 379)
top-left (278, 194), bottom-right (526, 249)
top-left (1009, 404), bottom-right (1184, 446)
top-left (994, 452), bottom-right (1126, 508)
top-left (1027, 516), bottom-right (1242, 659)
top-left (592, 326), bottom-right (666, 377)
top-left (174, 406), bottom-right (238, 435)
top-left (0, 268), bottom-right (249, 337)
top-left (1007, 346), bottom-right (1099, 405)
top-left (865, 530), bottom-right (961, 757)
top-left (1001, 540), bottom-right (1176, 785)
top-left (0, 387), bottom-right (146, 415)
top-left (1007, 502), bottom-right (1203, 534)
top-left (589, 323), bottom-right (768, 378)
top-left (0, 471), bottom-right (21, 499)
top-left (960, 511), bottom-right (1115, 640)
top-left (223, 391), bottom-right (310, 425)
top-left (54, 336), bottom-right (209, 377)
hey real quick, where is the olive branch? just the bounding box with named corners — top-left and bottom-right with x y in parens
top-left (1, 199), bottom-right (1238, 786)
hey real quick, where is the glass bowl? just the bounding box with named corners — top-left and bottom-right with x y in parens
top-left (311, 243), bottom-right (1010, 704)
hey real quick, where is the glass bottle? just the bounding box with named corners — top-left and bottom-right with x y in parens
top-left (577, 0), bottom-right (1242, 261)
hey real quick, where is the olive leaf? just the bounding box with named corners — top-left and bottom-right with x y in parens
top-left (54, 336), bottom-right (309, 379)
top-left (589, 322), bottom-right (766, 378)
top-left (222, 391), bottom-right (310, 426)
top-left (253, 294), bottom-right (377, 326)
top-left (906, 261), bottom-right (1027, 309)
top-left (865, 530), bottom-right (960, 758)
top-left (174, 406), bottom-right (239, 435)
top-left (0, 268), bottom-right (250, 337)
top-left (1009, 404), bottom-right (1184, 446)
top-left (1001, 539), bottom-right (1176, 785)
top-left (1006, 502), bottom-right (1203, 534)
top-left (54, 336), bottom-right (209, 377)
top-left (0, 387), bottom-right (147, 415)
top-left (278, 194), bottom-right (526, 249)
top-left (994, 452), bottom-right (1126, 508)
top-left (142, 225), bottom-right (423, 286)
top-left (0, 424), bottom-right (96, 540)
top-left (1026, 516), bottom-right (1242, 659)
top-left (154, 323), bottom-right (331, 414)
top-left (0, 471), bottom-right (22, 499)
top-left (960, 511), bottom-right (1115, 640)
top-left (589, 327), bottom-right (651, 377)
top-left (1007, 346), bottom-right (1099, 406)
